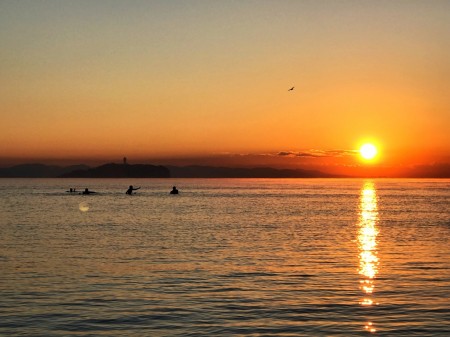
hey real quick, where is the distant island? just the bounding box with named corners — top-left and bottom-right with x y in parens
top-left (0, 164), bottom-right (90, 178)
top-left (166, 165), bottom-right (334, 178)
top-left (61, 163), bottom-right (170, 178)
top-left (0, 163), bottom-right (334, 178)
top-left (0, 162), bottom-right (448, 178)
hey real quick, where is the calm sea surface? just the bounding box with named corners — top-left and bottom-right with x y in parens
top-left (1, 178), bottom-right (449, 336)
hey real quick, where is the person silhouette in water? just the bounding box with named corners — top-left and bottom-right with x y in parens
top-left (170, 186), bottom-right (179, 194)
top-left (82, 188), bottom-right (96, 195)
top-left (126, 185), bottom-right (140, 195)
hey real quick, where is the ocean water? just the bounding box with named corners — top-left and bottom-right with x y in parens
top-left (0, 178), bottom-right (449, 336)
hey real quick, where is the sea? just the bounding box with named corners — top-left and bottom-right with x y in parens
top-left (0, 178), bottom-right (449, 336)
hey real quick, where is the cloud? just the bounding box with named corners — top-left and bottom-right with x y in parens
top-left (277, 149), bottom-right (357, 158)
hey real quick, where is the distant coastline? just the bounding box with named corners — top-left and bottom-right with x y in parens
top-left (0, 162), bottom-right (449, 178)
top-left (0, 162), bottom-right (336, 178)
top-left (61, 163), bottom-right (170, 178)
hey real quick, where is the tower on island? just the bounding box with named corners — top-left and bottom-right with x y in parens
top-left (123, 157), bottom-right (127, 165)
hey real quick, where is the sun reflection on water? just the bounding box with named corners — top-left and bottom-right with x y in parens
top-left (358, 181), bottom-right (379, 332)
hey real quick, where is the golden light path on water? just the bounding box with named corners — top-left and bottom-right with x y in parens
top-left (358, 181), bottom-right (379, 333)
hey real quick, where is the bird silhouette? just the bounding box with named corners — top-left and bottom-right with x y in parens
top-left (288, 86), bottom-right (294, 91)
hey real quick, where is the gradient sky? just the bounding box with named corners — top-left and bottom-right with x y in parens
top-left (1, 0), bottom-right (449, 172)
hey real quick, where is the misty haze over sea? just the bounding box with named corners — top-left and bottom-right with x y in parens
top-left (1, 162), bottom-right (449, 178)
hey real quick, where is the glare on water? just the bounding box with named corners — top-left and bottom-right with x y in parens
top-left (358, 181), bottom-right (379, 333)
top-left (78, 202), bottom-right (90, 212)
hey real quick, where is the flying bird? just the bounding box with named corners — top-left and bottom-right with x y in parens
top-left (288, 86), bottom-right (294, 91)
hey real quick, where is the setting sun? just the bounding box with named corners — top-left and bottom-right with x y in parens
top-left (360, 143), bottom-right (378, 160)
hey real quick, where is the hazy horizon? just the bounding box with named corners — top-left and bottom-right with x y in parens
top-left (1, 154), bottom-right (449, 178)
top-left (1, 1), bottom-right (449, 176)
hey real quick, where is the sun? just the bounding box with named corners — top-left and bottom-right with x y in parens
top-left (360, 143), bottom-right (377, 160)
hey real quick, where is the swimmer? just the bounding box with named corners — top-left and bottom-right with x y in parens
top-left (82, 188), bottom-right (96, 195)
top-left (126, 185), bottom-right (141, 195)
top-left (170, 186), bottom-right (179, 194)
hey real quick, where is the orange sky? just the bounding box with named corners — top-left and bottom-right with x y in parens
top-left (1, 1), bottom-right (449, 175)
